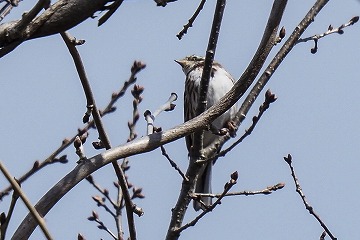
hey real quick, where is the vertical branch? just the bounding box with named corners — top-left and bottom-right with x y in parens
top-left (60, 32), bottom-right (136, 240)
top-left (192, 0), bottom-right (226, 153)
top-left (166, 1), bottom-right (226, 239)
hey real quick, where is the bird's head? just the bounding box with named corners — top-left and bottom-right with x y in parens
top-left (175, 55), bottom-right (205, 75)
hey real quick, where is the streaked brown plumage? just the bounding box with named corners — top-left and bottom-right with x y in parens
top-left (176, 55), bottom-right (236, 211)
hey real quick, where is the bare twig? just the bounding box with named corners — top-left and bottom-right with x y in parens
top-left (160, 146), bottom-right (188, 181)
top-left (74, 136), bottom-right (87, 163)
top-left (86, 175), bottom-right (119, 210)
top-left (297, 16), bottom-right (359, 53)
top-left (88, 211), bottom-right (117, 240)
top-left (176, 0), bottom-right (206, 40)
top-left (86, 68), bottom-right (145, 240)
top-left (284, 154), bottom-right (337, 240)
top-left (144, 93), bottom-right (177, 135)
top-left (176, 171), bottom-right (238, 234)
top-left (0, 182), bottom-right (19, 240)
top-left (0, 162), bottom-right (53, 240)
top-left (195, 182), bottom-right (285, 198)
top-left (92, 195), bottom-right (116, 218)
top-left (128, 84), bottom-right (144, 142)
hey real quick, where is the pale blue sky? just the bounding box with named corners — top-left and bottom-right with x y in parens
top-left (1, 1), bottom-right (360, 239)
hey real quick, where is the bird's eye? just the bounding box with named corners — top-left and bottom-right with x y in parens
top-left (189, 56), bottom-right (198, 61)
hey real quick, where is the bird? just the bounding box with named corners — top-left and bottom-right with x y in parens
top-left (175, 55), bottom-right (237, 211)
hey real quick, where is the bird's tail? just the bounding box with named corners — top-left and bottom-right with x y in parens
top-left (193, 162), bottom-right (212, 211)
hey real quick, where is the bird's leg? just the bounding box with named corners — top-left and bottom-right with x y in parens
top-left (208, 120), bottom-right (236, 137)
top-left (225, 120), bottom-right (237, 138)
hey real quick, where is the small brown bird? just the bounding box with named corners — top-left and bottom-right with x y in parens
top-left (176, 55), bottom-right (237, 211)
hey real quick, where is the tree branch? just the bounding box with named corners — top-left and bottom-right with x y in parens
top-left (0, 162), bottom-right (53, 240)
top-left (0, 0), bottom-right (110, 56)
top-left (61, 31), bottom-right (136, 240)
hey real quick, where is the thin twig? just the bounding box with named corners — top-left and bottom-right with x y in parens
top-left (115, 176), bottom-right (123, 240)
top-left (297, 16), bottom-right (359, 53)
top-left (195, 182), bottom-right (285, 198)
top-left (160, 146), bottom-right (188, 181)
top-left (298, 16), bottom-right (358, 44)
top-left (0, 182), bottom-right (19, 240)
top-left (176, 171), bottom-right (238, 233)
top-left (0, 162), bottom-right (53, 240)
top-left (128, 84), bottom-right (144, 142)
top-left (144, 93), bottom-right (177, 135)
top-left (88, 211), bottom-right (117, 240)
top-left (92, 195), bottom-right (116, 218)
top-left (86, 175), bottom-right (118, 209)
top-left (204, 0), bottom-right (328, 161)
top-left (284, 154), bottom-right (337, 240)
top-left (176, 0), bottom-right (206, 40)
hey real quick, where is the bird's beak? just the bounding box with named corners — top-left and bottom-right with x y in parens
top-left (174, 59), bottom-right (186, 68)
